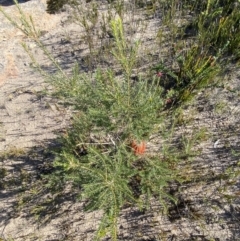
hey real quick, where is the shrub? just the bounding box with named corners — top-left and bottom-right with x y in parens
top-left (51, 17), bottom-right (178, 240)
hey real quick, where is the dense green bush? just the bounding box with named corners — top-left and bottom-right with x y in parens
top-left (49, 17), bottom-right (178, 240)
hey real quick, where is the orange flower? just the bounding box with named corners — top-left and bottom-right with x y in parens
top-left (130, 140), bottom-right (146, 155)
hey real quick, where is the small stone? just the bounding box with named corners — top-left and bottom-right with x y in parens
top-left (28, 42), bottom-right (37, 49)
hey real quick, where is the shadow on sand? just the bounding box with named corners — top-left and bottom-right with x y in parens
top-left (0, 0), bottom-right (31, 7)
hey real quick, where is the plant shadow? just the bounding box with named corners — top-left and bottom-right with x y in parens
top-left (0, 0), bottom-right (31, 7)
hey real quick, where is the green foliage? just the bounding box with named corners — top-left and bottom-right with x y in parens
top-left (153, 0), bottom-right (240, 107)
top-left (52, 17), bottom-right (164, 141)
top-left (195, 0), bottom-right (240, 58)
top-left (46, 0), bottom-right (68, 14)
top-left (152, 48), bottom-right (220, 106)
top-left (50, 17), bottom-right (178, 240)
top-left (54, 118), bottom-right (177, 239)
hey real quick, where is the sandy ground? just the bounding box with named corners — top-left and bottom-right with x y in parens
top-left (0, 1), bottom-right (240, 241)
top-left (0, 0), bottom-right (69, 151)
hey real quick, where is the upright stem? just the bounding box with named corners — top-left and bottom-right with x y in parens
top-left (111, 17), bottom-right (139, 114)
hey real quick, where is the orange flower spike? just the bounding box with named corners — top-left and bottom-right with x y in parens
top-left (131, 140), bottom-right (146, 155)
